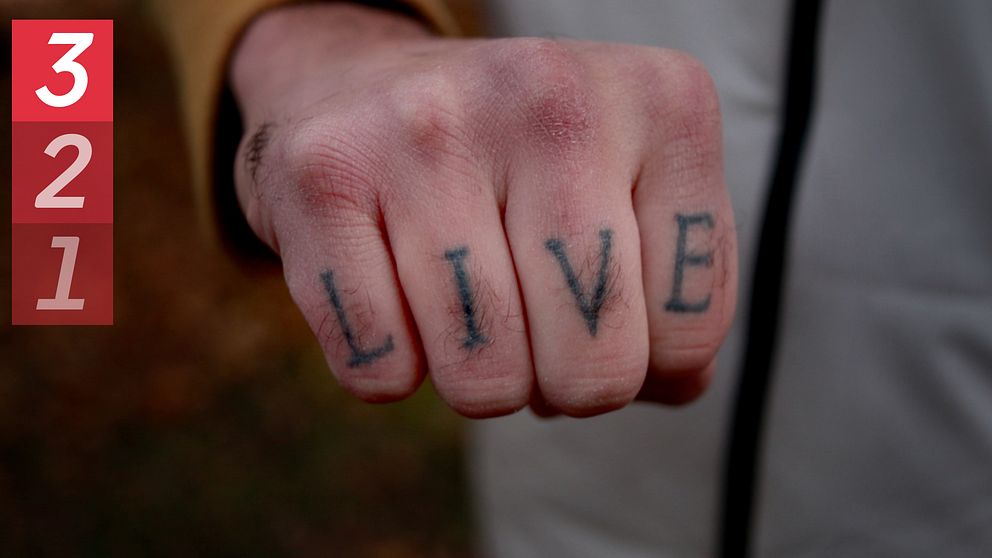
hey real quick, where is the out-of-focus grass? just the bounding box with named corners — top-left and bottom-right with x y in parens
top-left (0, 2), bottom-right (472, 556)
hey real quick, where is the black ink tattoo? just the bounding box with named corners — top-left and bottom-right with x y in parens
top-left (545, 229), bottom-right (614, 336)
top-left (665, 212), bottom-right (715, 313)
top-left (320, 270), bottom-right (394, 367)
top-left (245, 122), bottom-right (273, 184)
top-left (444, 247), bottom-right (488, 349)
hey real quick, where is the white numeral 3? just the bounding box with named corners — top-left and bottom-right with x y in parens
top-left (35, 32), bottom-right (94, 108)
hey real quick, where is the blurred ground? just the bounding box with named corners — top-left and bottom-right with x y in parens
top-left (1, 2), bottom-right (475, 556)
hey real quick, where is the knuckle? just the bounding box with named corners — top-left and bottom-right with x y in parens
top-left (430, 347), bottom-right (533, 418)
top-left (337, 355), bottom-right (422, 404)
top-left (539, 351), bottom-right (646, 416)
top-left (654, 52), bottom-right (722, 148)
top-left (502, 38), bottom-right (579, 79)
top-left (279, 123), bottom-right (380, 218)
top-left (292, 283), bottom-right (421, 403)
top-left (236, 123), bottom-right (268, 190)
top-left (391, 72), bottom-right (467, 150)
top-left (440, 381), bottom-right (531, 418)
top-left (667, 52), bottom-right (720, 107)
top-left (641, 363), bottom-right (713, 406)
top-left (652, 332), bottom-right (722, 376)
top-left (632, 49), bottom-right (722, 182)
top-left (501, 39), bottom-right (597, 151)
top-left (234, 123), bottom-right (286, 249)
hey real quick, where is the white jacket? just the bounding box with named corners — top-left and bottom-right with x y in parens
top-left (471, 0), bottom-right (992, 556)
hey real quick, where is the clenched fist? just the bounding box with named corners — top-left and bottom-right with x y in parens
top-left (230, 4), bottom-right (737, 417)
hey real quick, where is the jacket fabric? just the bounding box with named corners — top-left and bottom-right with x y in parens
top-left (474, 1), bottom-right (992, 556)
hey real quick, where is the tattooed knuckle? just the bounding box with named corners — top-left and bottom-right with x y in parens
top-left (307, 268), bottom-right (419, 402)
top-left (311, 304), bottom-right (349, 353)
top-left (234, 123), bottom-right (282, 239)
top-left (537, 225), bottom-right (648, 416)
top-left (545, 229), bottom-right (619, 335)
top-left (238, 122), bottom-right (272, 186)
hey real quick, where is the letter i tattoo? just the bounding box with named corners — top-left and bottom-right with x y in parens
top-left (444, 247), bottom-right (488, 349)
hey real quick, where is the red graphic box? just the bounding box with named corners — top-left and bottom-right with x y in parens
top-left (12, 20), bottom-right (113, 122)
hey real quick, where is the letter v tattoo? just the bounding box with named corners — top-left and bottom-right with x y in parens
top-left (320, 270), bottom-right (395, 368)
top-left (545, 229), bottom-right (614, 336)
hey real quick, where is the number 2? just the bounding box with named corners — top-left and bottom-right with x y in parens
top-left (35, 32), bottom-right (93, 108)
top-left (35, 133), bottom-right (91, 209)
top-left (36, 236), bottom-right (85, 311)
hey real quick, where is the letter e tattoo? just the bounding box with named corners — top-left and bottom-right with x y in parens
top-left (665, 213), bottom-right (714, 313)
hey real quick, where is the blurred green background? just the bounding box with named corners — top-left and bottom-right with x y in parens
top-left (1, 1), bottom-right (478, 556)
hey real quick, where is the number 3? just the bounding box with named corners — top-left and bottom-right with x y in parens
top-left (35, 32), bottom-right (93, 108)
top-left (35, 133), bottom-right (91, 209)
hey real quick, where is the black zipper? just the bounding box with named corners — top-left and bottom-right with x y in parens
top-left (718, 1), bottom-right (825, 556)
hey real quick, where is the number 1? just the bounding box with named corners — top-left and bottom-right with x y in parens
top-left (36, 236), bottom-right (85, 311)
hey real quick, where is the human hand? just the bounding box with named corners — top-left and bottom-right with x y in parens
top-left (229, 4), bottom-right (737, 417)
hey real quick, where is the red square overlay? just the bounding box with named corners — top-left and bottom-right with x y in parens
top-left (12, 122), bottom-right (112, 224)
top-left (12, 224), bottom-right (113, 325)
top-left (12, 20), bottom-right (113, 122)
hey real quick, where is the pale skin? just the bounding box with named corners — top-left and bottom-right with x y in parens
top-left (230, 4), bottom-right (738, 418)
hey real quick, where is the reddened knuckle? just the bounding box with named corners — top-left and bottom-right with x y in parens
top-left (527, 82), bottom-right (595, 150)
top-left (281, 125), bottom-right (379, 217)
top-left (391, 72), bottom-right (470, 158)
top-left (501, 39), bottom-right (596, 150)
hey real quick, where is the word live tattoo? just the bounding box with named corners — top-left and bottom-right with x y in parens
top-left (444, 247), bottom-right (488, 349)
top-left (665, 212), bottom-right (715, 313)
top-left (545, 229), bottom-right (613, 336)
top-left (320, 270), bottom-right (395, 367)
